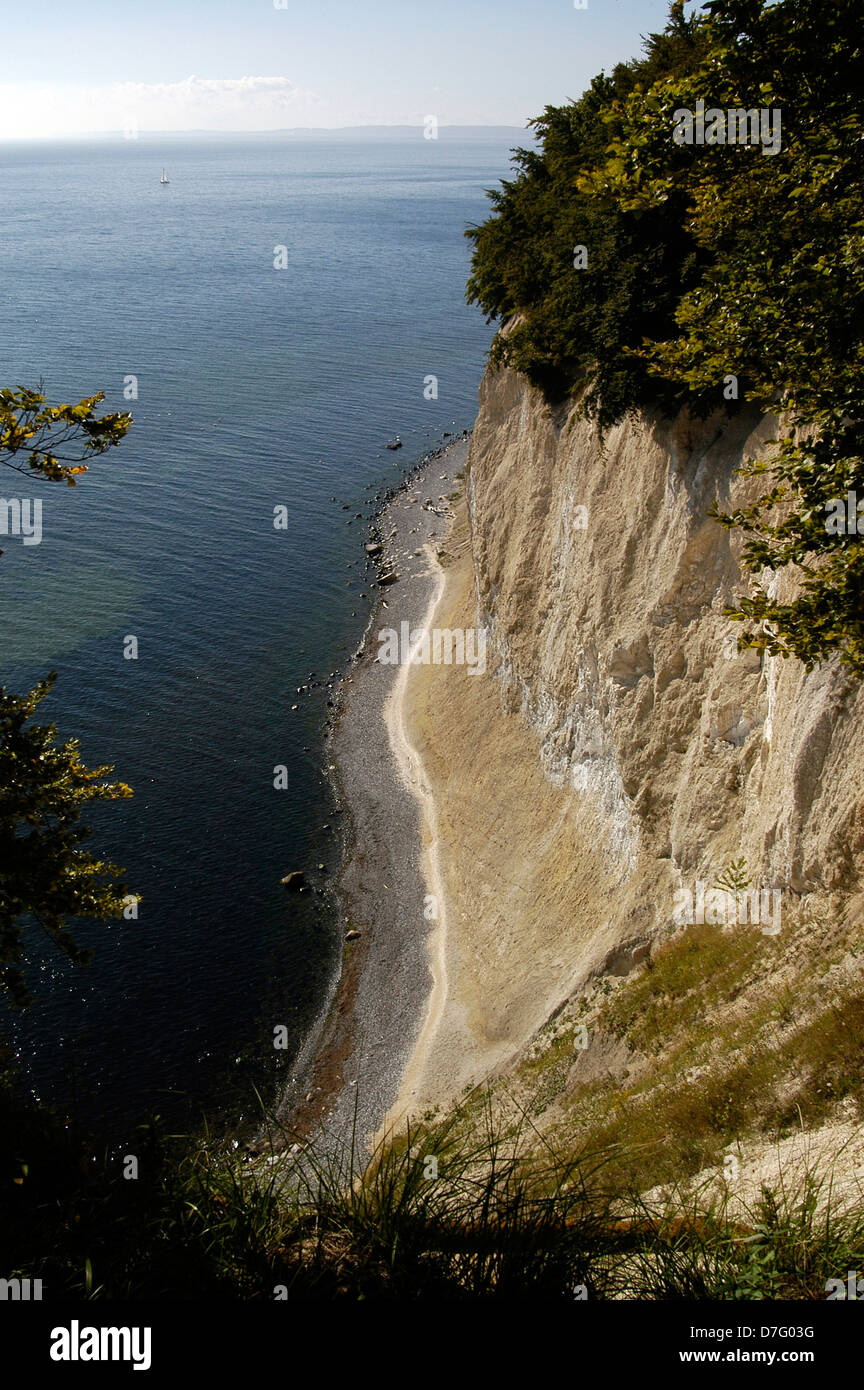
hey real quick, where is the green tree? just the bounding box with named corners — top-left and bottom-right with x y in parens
top-left (0, 384), bottom-right (131, 485)
top-left (0, 385), bottom-right (134, 1005)
top-left (465, 5), bottom-right (707, 423)
top-left (0, 677), bottom-right (133, 1008)
top-left (589, 0), bottom-right (864, 670)
top-left (466, 0), bottom-right (864, 673)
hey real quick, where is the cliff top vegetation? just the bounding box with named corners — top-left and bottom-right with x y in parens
top-left (467, 0), bottom-right (864, 674)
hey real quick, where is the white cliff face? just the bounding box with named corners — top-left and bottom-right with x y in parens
top-left (466, 362), bottom-right (864, 908)
top-left (392, 361), bottom-right (864, 1118)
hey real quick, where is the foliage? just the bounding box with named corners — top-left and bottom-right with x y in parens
top-left (466, 0), bottom-right (864, 670)
top-left (0, 384), bottom-right (131, 487)
top-left (0, 676), bottom-right (133, 1007)
top-left (0, 383), bottom-right (135, 1003)
top-left (714, 858), bottom-right (751, 895)
top-left (2, 1073), bottom-right (861, 1300)
top-left (466, 4), bottom-right (707, 424)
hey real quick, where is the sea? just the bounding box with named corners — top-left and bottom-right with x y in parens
top-left (0, 132), bottom-right (517, 1138)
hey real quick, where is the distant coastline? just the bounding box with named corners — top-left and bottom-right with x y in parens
top-left (4, 126), bottom-right (531, 146)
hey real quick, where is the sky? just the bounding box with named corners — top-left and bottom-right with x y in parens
top-left (0, 0), bottom-right (680, 140)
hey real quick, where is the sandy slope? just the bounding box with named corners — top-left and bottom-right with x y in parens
top-left (383, 495), bottom-right (631, 1124)
top-left (382, 548), bottom-right (451, 1122)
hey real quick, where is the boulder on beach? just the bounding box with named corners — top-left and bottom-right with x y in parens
top-left (345, 930), bottom-right (362, 941)
top-left (377, 571), bottom-right (399, 586)
top-left (365, 542), bottom-right (383, 556)
top-left (281, 871), bottom-right (306, 891)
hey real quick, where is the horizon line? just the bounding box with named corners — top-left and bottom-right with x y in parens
top-left (0, 122), bottom-right (532, 144)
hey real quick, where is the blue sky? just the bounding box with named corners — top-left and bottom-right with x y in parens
top-left (1, 0), bottom-right (680, 138)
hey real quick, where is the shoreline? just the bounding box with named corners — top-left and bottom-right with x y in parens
top-left (274, 435), bottom-right (468, 1157)
top-left (378, 546), bottom-right (450, 1131)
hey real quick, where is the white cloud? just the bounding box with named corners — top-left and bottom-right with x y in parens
top-left (0, 75), bottom-right (326, 139)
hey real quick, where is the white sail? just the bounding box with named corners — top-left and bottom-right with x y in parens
top-left (160, 168), bottom-right (169, 184)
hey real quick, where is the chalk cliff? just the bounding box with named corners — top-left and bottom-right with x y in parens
top-left (394, 359), bottom-right (864, 1120)
top-left (468, 364), bottom-right (864, 901)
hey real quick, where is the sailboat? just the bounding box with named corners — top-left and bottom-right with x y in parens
top-left (160, 168), bottom-right (169, 185)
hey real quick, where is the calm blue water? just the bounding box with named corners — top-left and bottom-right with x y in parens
top-left (0, 135), bottom-right (513, 1135)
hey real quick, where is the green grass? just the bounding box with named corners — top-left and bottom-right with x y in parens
top-left (3, 1068), bottom-right (864, 1300)
top-left (492, 905), bottom-right (864, 1196)
top-left (603, 922), bottom-right (780, 1055)
top-left (3, 899), bottom-right (863, 1300)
